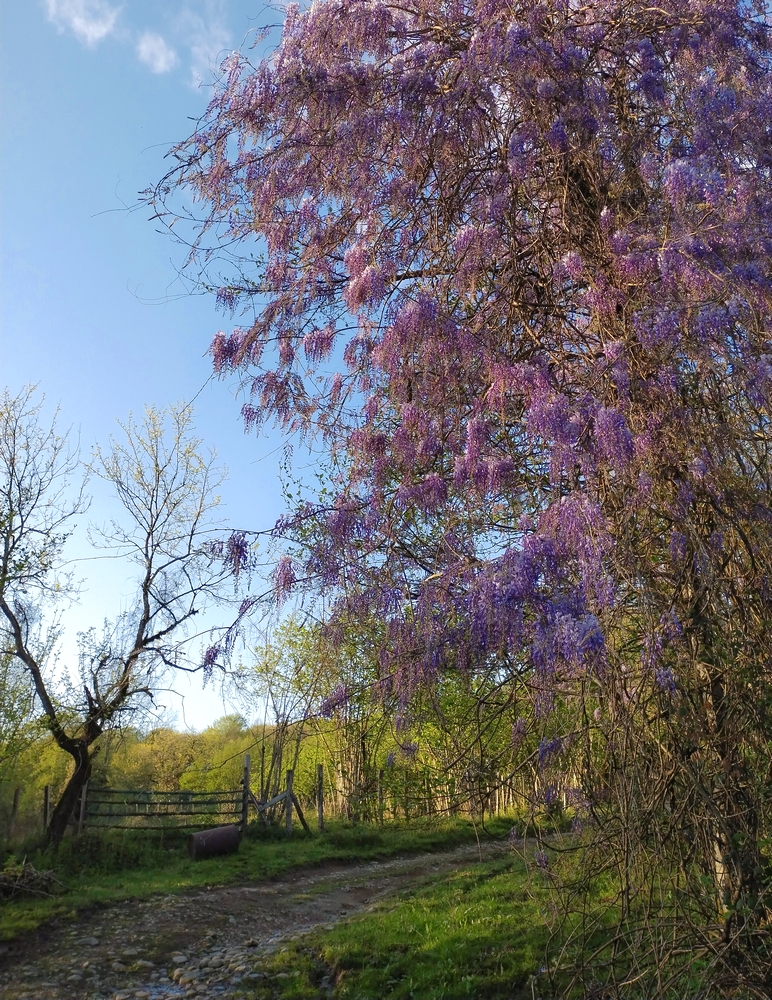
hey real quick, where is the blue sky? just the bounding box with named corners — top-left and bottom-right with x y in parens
top-left (1, 1), bottom-right (291, 729)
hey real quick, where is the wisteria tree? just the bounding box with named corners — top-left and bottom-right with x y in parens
top-left (152, 0), bottom-right (772, 992)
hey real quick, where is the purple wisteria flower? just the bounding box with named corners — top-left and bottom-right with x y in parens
top-left (273, 555), bottom-right (296, 604)
top-left (210, 329), bottom-right (247, 372)
top-left (669, 532), bottom-right (687, 563)
top-left (238, 596), bottom-right (258, 617)
top-left (594, 406), bottom-right (633, 471)
top-left (655, 667), bottom-right (677, 696)
top-left (202, 644), bottom-right (220, 680)
top-left (538, 737), bottom-right (563, 769)
top-left (319, 683), bottom-right (350, 719)
top-left (226, 532), bottom-right (251, 578)
top-left (534, 849), bottom-right (550, 870)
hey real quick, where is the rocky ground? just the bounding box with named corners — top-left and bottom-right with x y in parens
top-left (0, 840), bottom-right (509, 1000)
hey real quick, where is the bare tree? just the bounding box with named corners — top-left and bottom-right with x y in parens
top-left (0, 388), bottom-right (232, 847)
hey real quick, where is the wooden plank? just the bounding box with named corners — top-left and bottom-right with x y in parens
top-left (317, 764), bottom-right (324, 833)
top-left (87, 817), bottom-right (204, 825)
top-left (85, 820), bottom-right (239, 830)
top-left (77, 781), bottom-right (88, 835)
top-left (285, 770), bottom-right (294, 837)
top-left (89, 788), bottom-right (241, 805)
top-left (87, 788), bottom-right (239, 798)
top-left (85, 801), bottom-right (239, 809)
top-left (86, 799), bottom-right (240, 810)
top-left (86, 801), bottom-right (239, 812)
top-left (248, 790), bottom-right (270, 826)
top-left (85, 809), bottom-right (239, 819)
top-left (8, 787), bottom-right (21, 839)
top-left (291, 793), bottom-right (311, 834)
top-left (241, 754), bottom-right (251, 833)
top-left (250, 790), bottom-right (287, 811)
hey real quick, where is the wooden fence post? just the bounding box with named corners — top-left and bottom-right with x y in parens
top-left (241, 754), bottom-right (251, 834)
top-left (317, 763), bottom-right (324, 833)
top-left (43, 785), bottom-right (50, 831)
top-left (8, 786), bottom-right (21, 839)
top-left (77, 781), bottom-right (89, 835)
top-left (285, 769), bottom-right (294, 837)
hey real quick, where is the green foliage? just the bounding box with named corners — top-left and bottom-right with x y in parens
top-left (0, 654), bottom-right (39, 776)
top-left (1, 734), bottom-right (71, 842)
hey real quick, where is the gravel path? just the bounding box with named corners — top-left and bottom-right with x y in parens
top-left (0, 840), bottom-right (509, 1000)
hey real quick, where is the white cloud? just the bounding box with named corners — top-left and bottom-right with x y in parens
top-left (177, 0), bottom-right (232, 89)
top-left (136, 31), bottom-right (178, 74)
top-left (45, 0), bottom-right (236, 92)
top-left (45, 0), bottom-right (120, 47)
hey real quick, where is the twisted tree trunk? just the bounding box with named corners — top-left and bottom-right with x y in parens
top-left (45, 740), bottom-right (93, 849)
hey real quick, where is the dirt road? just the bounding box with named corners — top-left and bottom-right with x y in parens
top-left (0, 840), bottom-right (510, 1000)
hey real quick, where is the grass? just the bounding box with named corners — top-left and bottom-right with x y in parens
top-left (5, 815), bottom-right (748, 997)
top-left (0, 814), bottom-right (517, 941)
top-left (238, 854), bottom-right (554, 1000)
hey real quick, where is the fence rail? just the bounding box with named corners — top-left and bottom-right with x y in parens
top-left (81, 785), bottom-right (244, 830)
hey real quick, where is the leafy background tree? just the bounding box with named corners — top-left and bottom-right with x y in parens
top-left (0, 654), bottom-right (38, 780)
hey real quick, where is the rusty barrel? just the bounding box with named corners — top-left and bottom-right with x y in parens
top-left (188, 824), bottom-right (240, 860)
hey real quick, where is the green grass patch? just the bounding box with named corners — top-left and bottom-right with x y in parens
top-left (0, 814), bottom-right (515, 941)
top-left (241, 855), bottom-right (552, 1000)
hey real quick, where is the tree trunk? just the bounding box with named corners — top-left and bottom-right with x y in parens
top-left (45, 740), bottom-right (92, 849)
top-left (696, 651), bottom-right (768, 947)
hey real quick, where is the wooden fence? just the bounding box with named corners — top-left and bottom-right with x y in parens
top-left (310, 766), bottom-right (535, 825)
top-left (6, 755), bottom-right (538, 842)
top-left (76, 757), bottom-right (310, 836)
top-left (79, 786), bottom-right (244, 831)
top-left (76, 756), bottom-right (253, 833)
